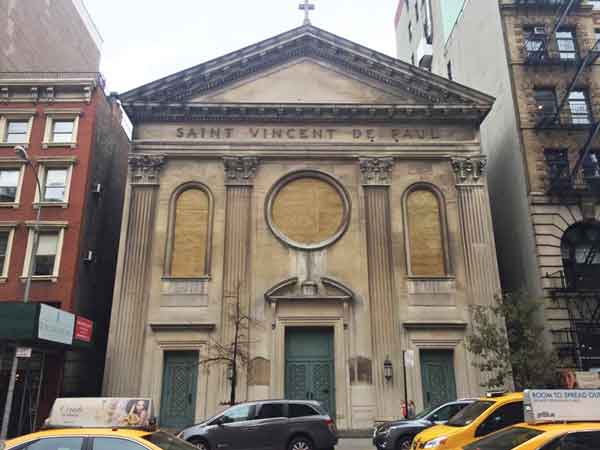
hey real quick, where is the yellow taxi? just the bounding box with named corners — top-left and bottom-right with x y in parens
top-left (460, 422), bottom-right (600, 450)
top-left (1, 427), bottom-right (196, 450)
top-left (411, 392), bottom-right (524, 449)
top-left (457, 389), bottom-right (600, 450)
top-left (0, 398), bottom-right (196, 450)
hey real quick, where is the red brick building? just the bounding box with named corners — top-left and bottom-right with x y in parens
top-left (0, 72), bottom-right (129, 437)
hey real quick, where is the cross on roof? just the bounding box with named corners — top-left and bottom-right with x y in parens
top-left (299, 0), bottom-right (315, 25)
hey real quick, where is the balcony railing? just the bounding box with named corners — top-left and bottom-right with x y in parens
top-left (537, 111), bottom-right (593, 128)
top-left (512, 0), bottom-right (581, 7)
top-left (545, 151), bottom-right (600, 194)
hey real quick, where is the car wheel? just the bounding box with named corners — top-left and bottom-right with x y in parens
top-left (288, 436), bottom-right (314, 450)
top-left (396, 436), bottom-right (413, 450)
top-left (188, 437), bottom-right (210, 450)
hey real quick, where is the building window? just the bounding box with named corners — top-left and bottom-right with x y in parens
top-left (568, 90), bottom-right (591, 125)
top-left (561, 222), bottom-right (600, 289)
top-left (41, 167), bottom-right (69, 203)
top-left (447, 61), bottom-right (453, 80)
top-left (523, 26), bottom-right (546, 59)
top-left (5, 120), bottom-right (29, 144)
top-left (534, 88), bottom-right (557, 121)
top-left (556, 28), bottom-right (577, 61)
top-left (43, 114), bottom-right (80, 147)
top-left (405, 186), bottom-right (448, 277)
top-left (22, 227), bottom-right (65, 279)
top-left (411, 53), bottom-right (415, 65)
top-left (0, 229), bottom-right (15, 280)
top-left (595, 28), bottom-right (600, 46)
top-left (167, 184), bottom-right (213, 277)
top-left (408, 21), bottom-right (413, 42)
top-left (582, 149), bottom-right (600, 182)
top-left (0, 168), bottom-right (21, 204)
top-left (415, 1), bottom-right (419, 21)
top-left (51, 119), bottom-right (75, 143)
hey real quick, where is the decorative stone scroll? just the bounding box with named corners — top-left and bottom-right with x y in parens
top-left (129, 154), bottom-right (165, 185)
top-left (451, 156), bottom-right (487, 185)
top-left (223, 156), bottom-right (258, 186)
top-left (359, 157), bottom-right (394, 186)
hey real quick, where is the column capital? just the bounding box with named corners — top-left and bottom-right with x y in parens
top-left (451, 156), bottom-right (487, 185)
top-left (223, 156), bottom-right (259, 186)
top-left (359, 157), bottom-right (394, 186)
top-left (129, 154), bottom-right (165, 185)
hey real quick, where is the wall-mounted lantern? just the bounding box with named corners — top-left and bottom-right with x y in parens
top-left (384, 356), bottom-right (393, 382)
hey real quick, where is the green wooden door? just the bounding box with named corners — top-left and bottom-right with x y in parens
top-left (160, 351), bottom-right (198, 429)
top-left (285, 328), bottom-right (335, 415)
top-left (420, 350), bottom-right (457, 409)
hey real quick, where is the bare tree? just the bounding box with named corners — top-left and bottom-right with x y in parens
top-left (201, 284), bottom-right (257, 406)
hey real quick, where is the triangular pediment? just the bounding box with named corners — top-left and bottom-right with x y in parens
top-left (193, 59), bottom-right (410, 104)
top-left (121, 24), bottom-right (494, 124)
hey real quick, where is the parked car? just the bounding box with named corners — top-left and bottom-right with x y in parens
top-left (178, 400), bottom-right (338, 450)
top-left (373, 399), bottom-right (475, 450)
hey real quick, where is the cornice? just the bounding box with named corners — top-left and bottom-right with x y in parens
top-left (122, 102), bottom-right (490, 124)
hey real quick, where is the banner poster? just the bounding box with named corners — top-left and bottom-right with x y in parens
top-left (524, 390), bottom-right (600, 424)
top-left (46, 398), bottom-right (152, 428)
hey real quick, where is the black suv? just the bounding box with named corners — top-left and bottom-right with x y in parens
top-left (178, 400), bottom-right (338, 450)
top-left (372, 399), bottom-right (475, 450)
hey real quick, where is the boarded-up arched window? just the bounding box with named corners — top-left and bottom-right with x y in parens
top-left (406, 188), bottom-right (446, 277)
top-left (170, 187), bottom-right (211, 277)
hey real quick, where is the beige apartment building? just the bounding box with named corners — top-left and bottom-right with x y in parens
top-left (102, 22), bottom-right (504, 429)
top-left (395, 0), bottom-right (600, 372)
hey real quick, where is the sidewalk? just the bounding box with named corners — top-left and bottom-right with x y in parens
top-left (338, 438), bottom-right (372, 450)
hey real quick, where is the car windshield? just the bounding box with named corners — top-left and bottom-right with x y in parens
top-left (447, 400), bottom-right (494, 427)
top-left (414, 405), bottom-right (437, 420)
top-left (143, 432), bottom-right (199, 450)
top-left (463, 426), bottom-right (543, 450)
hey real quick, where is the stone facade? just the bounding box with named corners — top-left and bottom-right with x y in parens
top-left (395, 0), bottom-right (600, 372)
top-left (103, 24), bottom-right (503, 429)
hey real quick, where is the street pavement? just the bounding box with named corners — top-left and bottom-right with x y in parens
top-left (338, 439), bottom-right (373, 450)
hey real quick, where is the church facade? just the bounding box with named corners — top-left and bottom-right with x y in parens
top-left (103, 24), bottom-right (502, 430)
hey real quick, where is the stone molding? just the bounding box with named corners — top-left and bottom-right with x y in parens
top-left (129, 154), bottom-right (165, 185)
top-left (451, 156), bottom-right (487, 185)
top-left (223, 156), bottom-right (258, 186)
top-left (360, 157), bottom-right (394, 186)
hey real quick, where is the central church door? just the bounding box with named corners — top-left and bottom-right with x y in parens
top-left (285, 327), bottom-right (335, 415)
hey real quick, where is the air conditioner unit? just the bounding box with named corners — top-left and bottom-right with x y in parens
top-left (533, 26), bottom-right (546, 35)
top-left (92, 183), bottom-right (102, 194)
top-left (83, 250), bottom-right (95, 263)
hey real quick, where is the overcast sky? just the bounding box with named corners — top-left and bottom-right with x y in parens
top-left (83, 0), bottom-right (400, 94)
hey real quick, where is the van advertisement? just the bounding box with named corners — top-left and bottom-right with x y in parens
top-left (47, 398), bottom-right (152, 428)
top-left (524, 390), bottom-right (600, 424)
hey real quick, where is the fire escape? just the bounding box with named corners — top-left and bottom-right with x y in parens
top-left (517, 0), bottom-right (600, 369)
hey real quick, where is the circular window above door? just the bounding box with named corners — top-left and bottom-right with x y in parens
top-left (266, 170), bottom-right (351, 250)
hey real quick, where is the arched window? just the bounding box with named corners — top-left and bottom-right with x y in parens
top-left (405, 185), bottom-right (448, 277)
top-left (167, 184), bottom-right (212, 277)
top-left (561, 222), bottom-right (600, 289)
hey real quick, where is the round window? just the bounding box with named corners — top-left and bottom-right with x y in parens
top-left (266, 171), bottom-right (350, 250)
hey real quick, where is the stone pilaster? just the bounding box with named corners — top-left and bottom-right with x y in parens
top-left (360, 157), bottom-right (401, 419)
top-left (451, 156), bottom-right (501, 306)
top-left (103, 155), bottom-right (165, 395)
top-left (220, 156), bottom-right (258, 402)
